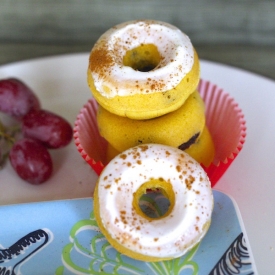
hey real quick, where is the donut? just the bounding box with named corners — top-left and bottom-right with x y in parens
top-left (88, 20), bottom-right (200, 120)
top-left (94, 144), bottom-right (214, 262)
top-left (97, 90), bottom-right (205, 152)
top-left (105, 126), bottom-right (215, 166)
top-left (105, 142), bottom-right (120, 163)
top-left (185, 126), bottom-right (215, 167)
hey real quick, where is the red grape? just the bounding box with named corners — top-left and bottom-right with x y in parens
top-left (22, 109), bottom-right (73, 149)
top-left (9, 138), bottom-right (53, 184)
top-left (0, 78), bottom-right (40, 118)
top-left (1, 76), bottom-right (73, 184)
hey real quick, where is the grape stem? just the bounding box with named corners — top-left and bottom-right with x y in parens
top-left (0, 118), bottom-right (21, 169)
top-left (0, 131), bottom-right (16, 143)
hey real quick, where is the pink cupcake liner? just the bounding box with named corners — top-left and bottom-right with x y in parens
top-left (198, 80), bottom-right (246, 185)
top-left (74, 99), bottom-right (107, 175)
top-left (74, 79), bottom-right (246, 187)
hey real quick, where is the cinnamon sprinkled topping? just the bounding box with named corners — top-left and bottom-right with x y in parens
top-left (140, 145), bottom-right (149, 152)
top-left (120, 154), bottom-right (127, 160)
top-left (89, 41), bottom-right (114, 78)
top-left (185, 175), bottom-right (195, 190)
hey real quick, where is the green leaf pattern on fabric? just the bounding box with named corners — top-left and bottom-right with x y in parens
top-left (56, 206), bottom-right (200, 274)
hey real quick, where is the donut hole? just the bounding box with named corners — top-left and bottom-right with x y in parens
top-left (139, 189), bottom-right (170, 219)
top-left (132, 178), bottom-right (175, 220)
top-left (123, 44), bottom-right (161, 72)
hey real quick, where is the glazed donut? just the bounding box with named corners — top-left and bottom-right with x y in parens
top-left (97, 91), bottom-right (205, 152)
top-left (88, 20), bottom-right (200, 119)
top-left (94, 144), bottom-right (213, 262)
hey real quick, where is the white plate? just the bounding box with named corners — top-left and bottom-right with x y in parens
top-left (0, 53), bottom-right (274, 274)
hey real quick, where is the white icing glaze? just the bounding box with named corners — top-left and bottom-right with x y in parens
top-left (89, 20), bottom-right (194, 98)
top-left (96, 144), bottom-right (213, 258)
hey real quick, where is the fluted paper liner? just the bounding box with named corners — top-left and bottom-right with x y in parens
top-left (198, 80), bottom-right (246, 185)
top-left (74, 79), bottom-right (246, 186)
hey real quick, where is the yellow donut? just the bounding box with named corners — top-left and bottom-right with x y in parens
top-left (87, 20), bottom-right (200, 120)
top-left (94, 144), bottom-right (213, 261)
top-left (105, 126), bottom-right (215, 166)
top-left (97, 90), bottom-right (205, 152)
top-left (105, 142), bottom-right (120, 163)
top-left (185, 126), bottom-right (215, 167)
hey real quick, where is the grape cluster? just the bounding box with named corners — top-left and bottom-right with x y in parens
top-left (0, 78), bottom-right (73, 184)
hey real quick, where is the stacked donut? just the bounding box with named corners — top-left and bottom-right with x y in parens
top-left (87, 20), bottom-right (214, 262)
top-left (88, 20), bottom-right (215, 167)
top-left (93, 144), bottom-right (213, 262)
